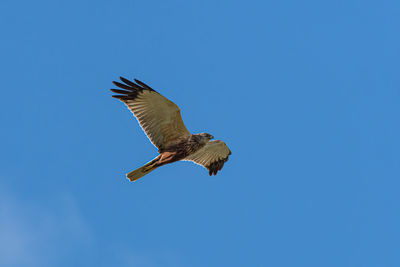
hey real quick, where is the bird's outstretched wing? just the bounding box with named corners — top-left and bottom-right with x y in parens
top-left (183, 140), bottom-right (231, 175)
top-left (111, 77), bottom-right (190, 150)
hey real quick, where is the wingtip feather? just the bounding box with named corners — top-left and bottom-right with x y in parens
top-left (134, 79), bottom-right (154, 91)
top-left (120, 76), bottom-right (138, 87)
top-left (113, 81), bottom-right (132, 90)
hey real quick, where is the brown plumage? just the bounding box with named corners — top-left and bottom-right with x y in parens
top-left (111, 77), bottom-right (231, 181)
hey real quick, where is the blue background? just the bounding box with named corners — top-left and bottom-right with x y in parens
top-left (1, 0), bottom-right (399, 266)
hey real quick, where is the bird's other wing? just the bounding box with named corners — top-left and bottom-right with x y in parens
top-left (182, 140), bottom-right (231, 175)
top-left (111, 77), bottom-right (190, 150)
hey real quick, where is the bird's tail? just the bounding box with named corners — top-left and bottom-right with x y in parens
top-left (126, 157), bottom-right (159, 182)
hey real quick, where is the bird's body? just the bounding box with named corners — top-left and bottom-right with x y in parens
top-left (110, 77), bottom-right (231, 182)
top-left (160, 133), bottom-right (210, 158)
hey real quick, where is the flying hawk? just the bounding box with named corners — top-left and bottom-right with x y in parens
top-left (110, 77), bottom-right (231, 181)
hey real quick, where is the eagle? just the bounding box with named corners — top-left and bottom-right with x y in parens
top-left (110, 77), bottom-right (231, 182)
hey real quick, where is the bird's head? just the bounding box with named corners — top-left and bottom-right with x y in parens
top-left (199, 133), bottom-right (214, 140)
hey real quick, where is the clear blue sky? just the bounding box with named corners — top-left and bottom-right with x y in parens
top-left (1, 0), bottom-right (399, 266)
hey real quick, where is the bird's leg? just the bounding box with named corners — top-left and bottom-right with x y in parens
top-left (158, 152), bottom-right (178, 166)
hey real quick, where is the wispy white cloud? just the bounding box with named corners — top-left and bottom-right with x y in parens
top-left (0, 199), bottom-right (37, 266)
top-left (0, 189), bottom-right (93, 267)
top-left (0, 182), bottom-right (185, 267)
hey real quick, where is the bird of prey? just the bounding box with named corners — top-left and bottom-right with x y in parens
top-left (110, 77), bottom-right (231, 182)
